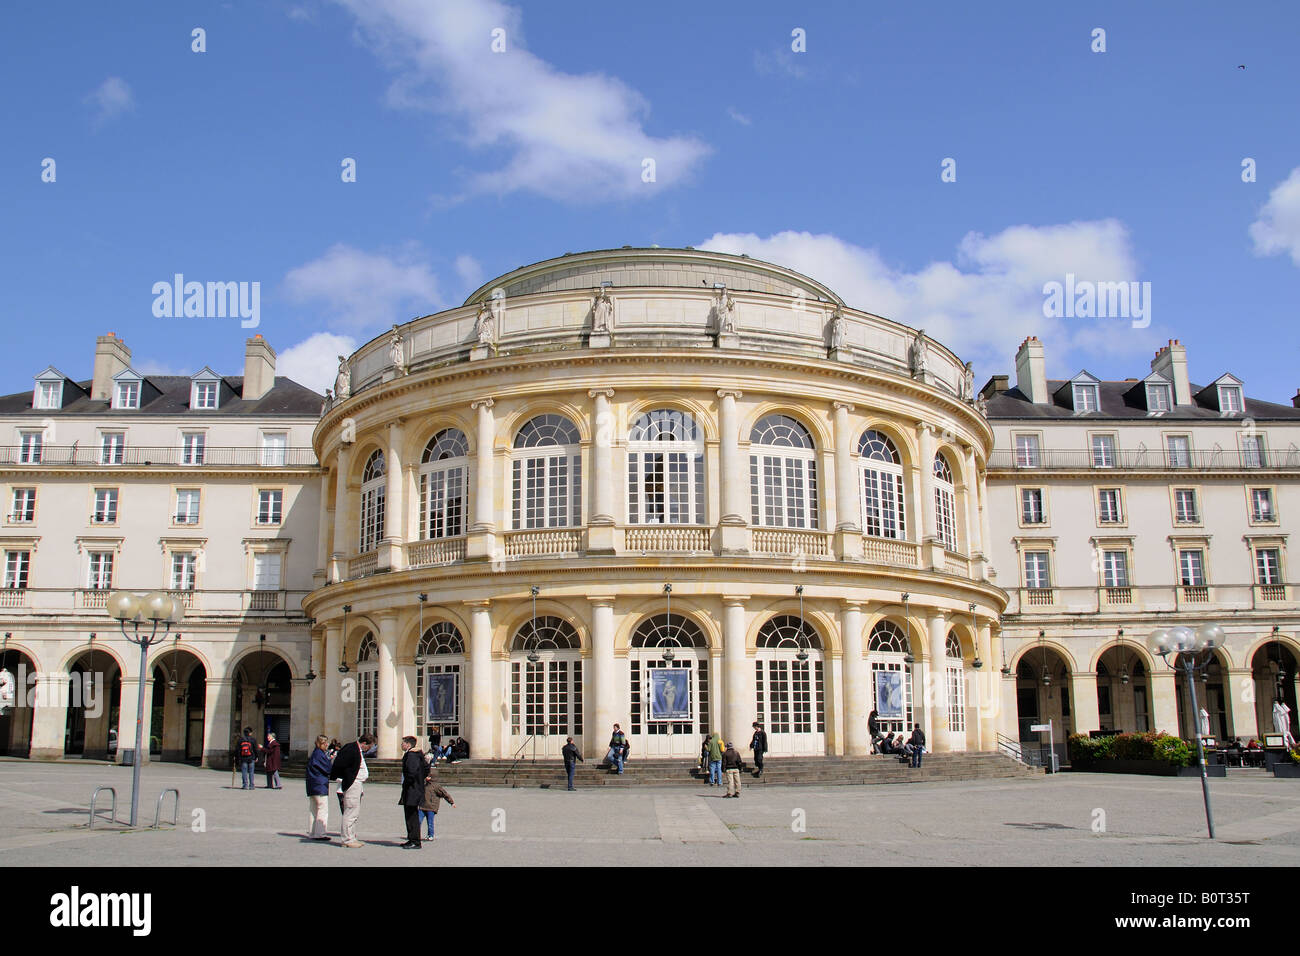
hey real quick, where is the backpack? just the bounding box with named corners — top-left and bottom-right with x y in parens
top-left (238, 739), bottom-right (254, 760)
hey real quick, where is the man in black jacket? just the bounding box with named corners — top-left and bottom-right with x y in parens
top-left (749, 722), bottom-right (768, 778)
top-left (561, 736), bottom-right (583, 791)
top-left (330, 733), bottom-right (376, 847)
top-left (908, 725), bottom-right (926, 768)
top-left (398, 736), bottom-right (427, 849)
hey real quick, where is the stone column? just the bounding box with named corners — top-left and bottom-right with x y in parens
top-left (309, 631), bottom-right (325, 740)
top-left (975, 623), bottom-right (996, 750)
top-left (375, 612), bottom-right (400, 757)
top-left (722, 596), bottom-right (750, 748)
top-left (1070, 671), bottom-right (1101, 738)
top-left (589, 596), bottom-right (616, 758)
top-left (832, 402), bottom-right (863, 561)
top-left (917, 424), bottom-right (942, 569)
top-left (717, 391), bottom-right (748, 554)
top-left (1149, 670), bottom-right (1180, 736)
top-left (841, 601), bottom-right (868, 754)
top-left (978, 467), bottom-right (994, 581)
top-left (398, 664), bottom-right (417, 739)
top-left (315, 475), bottom-right (331, 587)
top-left (289, 678), bottom-right (311, 757)
top-left (467, 601), bottom-right (493, 757)
top-left (330, 445), bottom-right (351, 583)
top-left (926, 611), bottom-right (948, 751)
top-left (963, 445), bottom-right (980, 560)
top-left (29, 676), bottom-right (68, 761)
top-left (117, 675), bottom-right (147, 765)
top-left (587, 389), bottom-right (617, 554)
top-left (323, 624), bottom-right (342, 742)
top-left (380, 420), bottom-right (406, 572)
top-left (202, 678), bottom-right (235, 768)
top-left (1227, 668), bottom-right (1258, 739)
top-left (467, 399), bottom-right (499, 561)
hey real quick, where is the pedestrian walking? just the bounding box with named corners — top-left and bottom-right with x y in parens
top-left (419, 765), bottom-right (455, 839)
top-left (236, 726), bottom-right (259, 790)
top-left (305, 734), bottom-right (333, 840)
top-left (605, 724), bottom-right (627, 774)
top-left (263, 732), bottom-right (283, 789)
top-left (398, 735), bottom-right (427, 849)
top-left (722, 741), bottom-right (743, 797)
top-left (329, 733), bottom-right (375, 848)
top-left (749, 721), bottom-right (768, 778)
top-left (707, 731), bottom-right (723, 786)
top-left (562, 736), bottom-right (583, 790)
top-left (908, 725), bottom-right (926, 768)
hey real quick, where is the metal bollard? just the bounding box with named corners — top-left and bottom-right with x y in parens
top-left (152, 788), bottom-right (180, 829)
top-left (89, 786), bottom-right (117, 829)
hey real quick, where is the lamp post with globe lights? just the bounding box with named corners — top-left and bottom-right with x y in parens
top-left (106, 590), bottom-right (184, 827)
top-left (1147, 622), bottom-right (1225, 839)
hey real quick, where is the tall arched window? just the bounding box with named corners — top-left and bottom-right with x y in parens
top-left (859, 430), bottom-right (906, 539)
top-left (933, 451), bottom-right (958, 551)
top-left (749, 415), bottom-right (818, 529)
top-left (356, 632), bottom-right (378, 738)
top-left (629, 614), bottom-right (709, 750)
top-left (868, 620), bottom-right (913, 735)
top-left (512, 415), bottom-right (581, 529)
top-left (627, 410), bottom-right (705, 524)
top-left (755, 615), bottom-right (825, 753)
top-left (945, 630), bottom-right (966, 735)
top-left (419, 429), bottom-right (468, 540)
top-left (416, 621), bottom-right (465, 740)
top-left (509, 616), bottom-right (583, 750)
top-left (358, 451), bottom-right (386, 553)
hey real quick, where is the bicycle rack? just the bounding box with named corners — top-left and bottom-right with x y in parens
top-left (89, 786), bottom-right (117, 829)
top-left (153, 788), bottom-right (180, 829)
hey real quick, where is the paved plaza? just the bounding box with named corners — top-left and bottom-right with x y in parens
top-left (1, 759), bottom-right (1298, 866)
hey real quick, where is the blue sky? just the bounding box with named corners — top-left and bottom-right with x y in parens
top-left (2, 0), bottom-right (1298, 396)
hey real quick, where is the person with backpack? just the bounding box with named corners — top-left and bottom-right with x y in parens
top-left (236, 727), bottom-right (259, 790)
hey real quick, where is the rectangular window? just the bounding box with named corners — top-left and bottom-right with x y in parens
top-left (1251, 488), bottom-right (1275, 522)
top-left (1255, 548), bottom-right (1282, 586)
top-left (100, 432), bottom-right (125, 465)
top-left (1073, 384), bottom-right (1099, 412)
top-left (4, 550), bottom-right (30, 589)
top-left (115, 381), bottom-right (139, 409)
top-left (261, 432), bottom-right (287, 467)
top-left (1015, 434), bottom-right (1040, 468)
top-left (192, 381), bottom-right (217, 409)
top-left (1174, 488), bottom-right (1199, 523)
top-left (181, 432), bottom-right (206, 466)
top-left (1091, 435), bottom-right (1116, 468)
top-left (935, 487), bottom-right (957, 550)
top-left (1147, 383), bottom-right (1171, 412)
top-left (257, 490), bottom-right (283, 525)
top-left (1020, 488), bottom-right (1045, 524)
top-left (1098, 488), bottom-right (1122, 524)
top-left (1179, 549), bottom-right (1205, 587)
top-left (19, 431), bottom-right (43, 464)
top-left (1242, 434), bottom-right (1265, 469)
top-left (93, 488), bottom-right (119, 523)
top-left (1101, 550), bottom-right (1129, 588)
top-left (1219, 386), bottom-right (1243, 415)
top-left (1024, 551), bottom-right (1050, 589)
top-left (171, 552), bottom-right (196, 590)
top-left (10, 487), bottom-right (36, 523)
top-left (253, 552), bottom-right (282, 591)
top-left (36, 382), bottom-right (60, 409)
top-left (88, 551), bottom-right (114, 590)
top-left (175, 489), bottom-right (200, 524)
top-left (1166, 435), bottom-right (1191, 468)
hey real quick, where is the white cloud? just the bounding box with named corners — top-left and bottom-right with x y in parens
top-left (85, 77), bottom-right (135, 127)
top-left (282, 243), bottom-right (441, 330)
top-left (727, 107), bottom-right (752, 126)
top-left (699, 222), bottom-right (1159, 380)
top-left (332, 0), bottom-right (710, 201)
top-left (277, 332), bottom-right (358, 394)
top-left (1249, 166), bottom-right (1300, 266)
top-left (454, 253), bottom-right (484, 291)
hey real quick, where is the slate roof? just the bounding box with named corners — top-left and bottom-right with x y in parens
top-left (0, 376), bottom-right (323, 417)
top-left (983, 379), bottom-right (1300, 422)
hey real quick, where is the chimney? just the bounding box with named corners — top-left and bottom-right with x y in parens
top-left (1292, 389), bottom-right (1300, 409)
top-left (1151, 339), bottom-right (1191, 405)
top-left (1014, 336), bottom-right (1049, 404)
top-left (243, 335), bottom-right (276, 401)
top-left (91, 333), bottom-right (131, 401)
top-left (979, 374), bottom-right (1009, 399)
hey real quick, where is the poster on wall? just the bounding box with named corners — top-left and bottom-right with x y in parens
top-left (426, 672), bottom-right (458, 723)
top-left (875, 670), bottom-right (904, 720)
top-left (649, 668), bottom-right (690, 720)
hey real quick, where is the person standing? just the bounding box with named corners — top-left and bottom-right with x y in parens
top-left (263, 732), bottom-right (283, 789)
top-left (305, 734), bottom-right (333, 840)
top-left (707, 732), bottom-right (723, 786)
top-left (868, 709), bottom-right (881, 738)
top-left (605, 724), bottom-right (627, 774)
top-left (749, 722), bottom-right (768, 778)
top-left (419, 766), bottom-right (455, 840)
top-left (722, 741), bottom-right (743, 798)
top-left (562, 736), bottom-right (583, 791)
top-left (236, 726), bottom-right (259, 791)
top-left (330, 733), bottom-right (375, 848)
top-left (907, 725), bottom-right (926, 768)
top-left (398, 736), bottom-right (427, 849)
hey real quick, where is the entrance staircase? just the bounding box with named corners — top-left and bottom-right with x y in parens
top-left (282, 751), bottom-right (1041, 788)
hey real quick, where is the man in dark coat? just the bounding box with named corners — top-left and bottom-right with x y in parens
top-left (749, 721), bottom-right (768, 778)
top-left (561, 736), bottom-right (583, 791)
top-left (908, 725), bottom-right (926, 768)
top-left (262, 732), bottom-right (283, 789)
top-left (398, 735), bottom-right (427, 849)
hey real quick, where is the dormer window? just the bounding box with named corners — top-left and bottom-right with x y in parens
top-left (1146, 383), bottom-right (1171, 412)
top-left (1072, 383), bottom-right (1099, 412)
top-left (114, 381), bottom-right (140, 410)
top-left (1218, 385), bottom-right (1243, 415)
top-left (35, 381), bottom-right (61, 409)
top-left (192, 380), bottom-right (218, 410)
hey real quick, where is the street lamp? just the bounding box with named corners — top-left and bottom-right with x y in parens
top-left (106, 589), bottom-right (183, 827)
top-left (661, 584), bottom-right (674, 663)
top-left (414, 594), bottom-right (428, 666)
top-left (901, 593), bottom-right (915, 664)
top-left (1117, 628), bottom-right (1129, 685)
top-left (969, 603), bottom-right (982, 669)
top-left (338, 605), bottom-right (352, 673)
top-left (1039, 630), bottom-right (1051, 688)
top-left (305, 618), bottom-right (317, 683)
top-left (528, 587), bottom-right (540, 663)
top-left (795, 585), bottom-right (808, 661)
top-left (1148, 622), bottom-right (1225, 839)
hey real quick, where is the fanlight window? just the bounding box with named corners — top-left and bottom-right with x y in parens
top-left (868, 621), bottom-right (911, 654)
top-left (358, 450), bottom-right (386, 553)
top-left (933, 451), bottom-right (958, 551)
top-left (512, 415), bottom-right (581, 529)
top-left (628, 410), bottom-right (705, 525)
top-left (630, 614), bottom-right (708, 648)
top-left (945, 631), bottom-right (963, 659)
top-left (420, 429), bottom-right (468, 540)
top-left (423, 429), bottom-right (468, 462)
top-left (358, 633), bottom-right (378, 662)
top-left (418, 621), bottom-right (465, 656)
top-left (750, 415), bottom-right (818, 529)
top-left (859, 429), bottom-right (906, 540)
top-left (511, 615), bottom-right (581, 651)
top-left (756, 615), bottom-right (823, 650)
top-left (514, 415), bottom-right (581, 448)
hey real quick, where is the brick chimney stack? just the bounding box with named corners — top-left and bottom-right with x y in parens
top-left (1150, 339), bottom-right (1191, 406)
top-left (1014, 336), bottom-right (1048, 404)
top-left (242, 335), bottom-right (276, 402)
top-left (91, 333), bottom-right (131, 401)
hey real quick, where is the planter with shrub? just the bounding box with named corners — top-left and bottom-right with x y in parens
top-left (1067, 731), bottom-right (1205, 775)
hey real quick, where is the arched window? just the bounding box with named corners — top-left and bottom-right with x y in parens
top-left (868, 620), bottom-right (913, 735)
top-left (756, 615), bottom-right (823, 649)
top-left (420, 429), bottom-right (469, 540)
top-left (356, 632), bottom-right (378, 738)
top-left (945, 629), bottom-right (966, 735)
top-left (358, 451), bottom-right (386, 553)
top-left (630, 614), bottom-right (710, 745)
top-left (416, 621), bottom-right (465, 740)
top-left (512, 415), bottom-right (581, 529)
top-left (749, 415), bottom-right (818, 529)
top-left (933, 451), bottom-right (958, 551)
top-left (630, 614), bottom-right (708, 648)
top-left (859, 430), bottom-right (906, 540)
top-left (510, 616), bottom-right (583, 744)
top-left (755, 616), bottom-right (825, 751)
top-left (628, 410), bottom-right (705, 525)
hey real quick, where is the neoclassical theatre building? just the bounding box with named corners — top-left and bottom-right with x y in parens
top-left (3, 248), bottom-right (1297, 766)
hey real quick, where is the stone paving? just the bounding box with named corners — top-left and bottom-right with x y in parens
top-left (1, 759), bottom-right (1298, 866)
